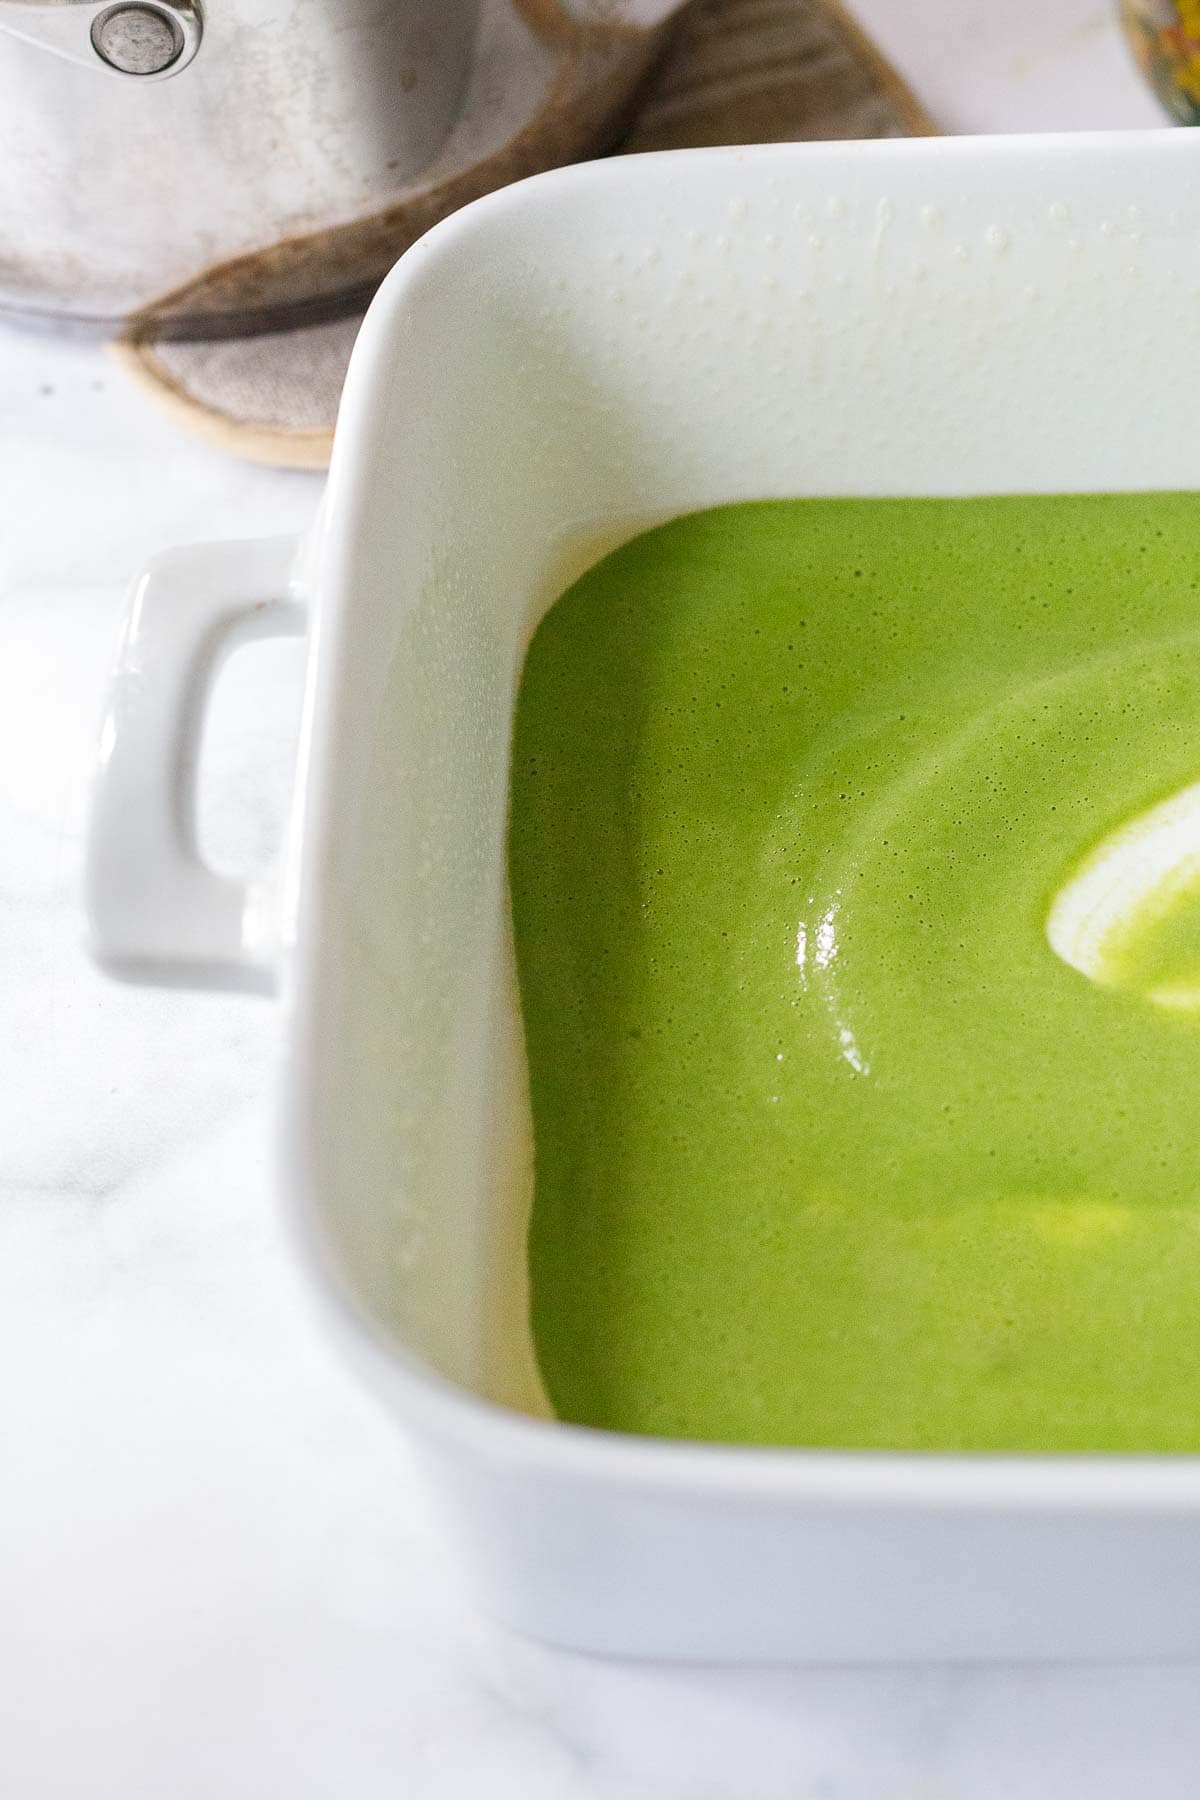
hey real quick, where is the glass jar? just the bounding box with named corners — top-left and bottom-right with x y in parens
top-left (1121, 0), bottom-right (1200, 123)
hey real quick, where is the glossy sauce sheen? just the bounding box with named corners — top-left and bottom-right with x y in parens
top-left (508, 496), bottom-right (1200, 1450)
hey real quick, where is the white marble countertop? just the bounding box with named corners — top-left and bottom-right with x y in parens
top-left (848, 0), bottom-right (1163, 133)
top-left (5, 10), bottom-right (1200, 1797)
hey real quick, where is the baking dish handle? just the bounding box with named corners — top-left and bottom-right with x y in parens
top-left (85, 535), bottom-right (306, 995)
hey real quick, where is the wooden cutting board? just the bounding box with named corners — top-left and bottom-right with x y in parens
top-left (117, 0), bottom-right (933, 469)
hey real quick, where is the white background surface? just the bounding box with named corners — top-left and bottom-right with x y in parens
top-left (4, 7), bottom-right (1200, 1796)
top-left (850, 0), bottom-right (1163, 133)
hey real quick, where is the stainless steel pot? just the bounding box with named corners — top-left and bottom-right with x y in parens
top-left (0, 0), bottom-right (484, 333)
top-left (0, 1), bottom-right (687, 338)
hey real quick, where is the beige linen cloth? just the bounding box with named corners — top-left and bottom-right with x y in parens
top-left (117, 0), bottom-right (932, 468)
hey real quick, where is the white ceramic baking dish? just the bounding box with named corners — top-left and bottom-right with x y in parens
top-left (88, 131), bottom-right (1200, 1662)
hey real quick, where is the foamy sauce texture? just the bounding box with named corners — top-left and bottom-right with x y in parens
top-left (509, 495), bottom-right (1200, 1451)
